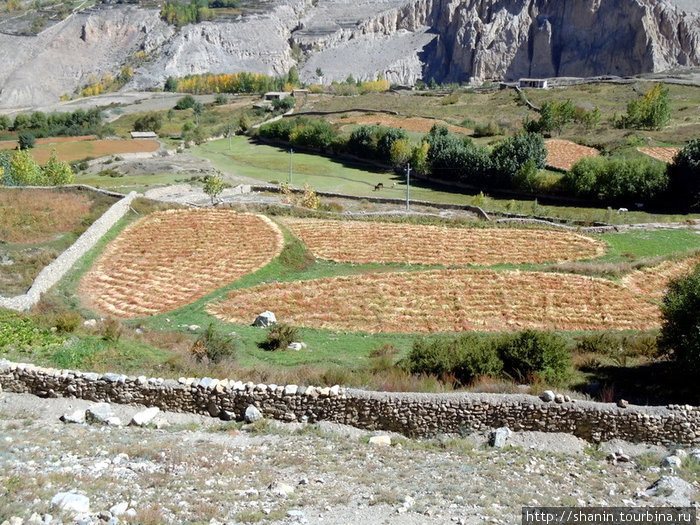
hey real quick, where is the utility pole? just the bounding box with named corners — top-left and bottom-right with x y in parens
top-left (289, 148), bottom-right (293, 185)
top-left (405, 163), bottom-right (411, 211)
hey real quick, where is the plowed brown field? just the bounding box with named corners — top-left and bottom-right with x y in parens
top-left (622, 256), bottom-right (700, 301)
top-left (545, 139), bottom-right (599, 171)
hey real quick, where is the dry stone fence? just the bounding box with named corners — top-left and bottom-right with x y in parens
top-left (2, 360), bottom-right (699, 446)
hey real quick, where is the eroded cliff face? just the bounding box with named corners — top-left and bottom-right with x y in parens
top-left (0, 0), bottom-right (698, 108)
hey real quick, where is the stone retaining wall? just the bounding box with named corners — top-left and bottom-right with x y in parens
top-left (0, 190), bottom-right (137, 311)
top-left (2, 360), bottom-right (699, 446)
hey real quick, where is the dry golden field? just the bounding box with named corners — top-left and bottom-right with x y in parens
top-left (80, 210), bottom-right (283, 318)
top-left (333, 114), bottom-right (471, 134)
top-left (544, 139), bottom-right (599, 171)
top-left (637, 147), bottom-right (680, 164)
top-left (622, 256), bottom-right (700, 301)
top-left (209, 268), bottom-right (660, 333)
top-left (282, 218), bottom-right (606, 265)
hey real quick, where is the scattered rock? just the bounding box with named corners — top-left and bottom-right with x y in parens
top-left (83, 319), bottom-right (97, 328)
top-left (490, 427), bottom-right (511, 448)
top-left (617, 399), bottom-right (629, 408)
top-left (188, 325), bottom-right (200, 332)
top-left (50, 492), bottom-right (90, 514)
top-left (541, 390), bottom-right (555, 402)
top-left (662, 455), bottom-right (682, 468)
top-left (554, 394), bottom-right (565, 404)
top-left (607, 450), bottom-right (631, 464)
top-left (219, 410), bottom-right (236, 421)
top-left (672, 449), bottom-right (689, 462)
top-left (109, 501), bottom-right (128, 516)
top-left (286, 342), bottom-right (303, 351)
top-left (287, 509), bottom-right (305, 518)
top-left (85, 403), bottom-right (114, 425)
top-left (130, 407), bottom-right (160, 427)
top-left (253, 311), bottom-right (277, 327)
top-left (268, 481), bottom-right (294, 497)
top-left (207, 401), bottom-right (221, 418)
top-left (645, 476), bottom-right (697, 506)
top-left (244, 405), bottom-right (262, 423)
top-left (369, 435), bottom-right (392, 447)
top-left (105, 416), bottom-right (122, 427)
top-left (152, 417), bottom-right (170, 429)
top-left (60, 409), bottom-right (85, 424)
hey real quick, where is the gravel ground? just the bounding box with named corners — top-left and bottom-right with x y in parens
top-left (1, 391), bottom-right (696, 525)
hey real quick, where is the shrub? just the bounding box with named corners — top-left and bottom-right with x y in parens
top-left (619, 83), bottom-right (670, 130)
top-left (658, 263), bottom-right (700, 373)
top-left (17, 132), bottom-right (35, 150)
top-left (271, 96), bottom-right (295, 112)
top-left (52, 312), bottom-right (83, 333)
top-left (473, 120), bottom-right (501, 137)
top-left (174, 95), bottom-right (196, 110)
top-left (404, 336), bottom-right (463, 379)
top-left (101, 318), bottom-right (122, 343)
top-left (191, 323), bottom-right (236, 363)
top-left (453, 336), bottom-right (503, 383)
top-left (259, 323), bottom-right (298, 351)
top-left (498, 329), bottom-right (571, 384)
top-left (133, 112), bottom-right (163, 133)
top-left (668, 138), bottom-right (700, 208)
top-left (368, 343), bottom-right (401, 372)
top-left (490, 132), bottom-right (547, 185)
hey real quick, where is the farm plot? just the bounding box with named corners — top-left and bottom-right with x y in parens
top-left (208, 269), bottom-right (660, 333)
top-left (334, 114), bottom-right (471, 134)
top-left (622, 256), bottom-right (700, 301)
top-left (637, 147), bottom-right (680, 164)
top-left (0, 137), bottom-right (159, 164)
top-left (545, 139), bottom-right (599, 171)
top-left (282, 218), bottom-right (606, 265)
top-left (80, 210), bottom-right (283, 318)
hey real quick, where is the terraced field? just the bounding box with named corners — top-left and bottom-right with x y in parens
top-left (545, 139), bottom-right (599, 171)
top-left (622, 256), bottom-right (700, 301)
top-left (282, 218), bottom-right (606, 265)
top-left (208, 269), bottom-right (660, 333)
top-left (80, 209), bottom-right (283, 318)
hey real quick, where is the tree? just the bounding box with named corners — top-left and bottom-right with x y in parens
top-left (658, 264), bottom-right (700, 373)
top-left (42, 150), bottom-right (74, 185)
top-left (490, 132), bottom-right (546, 185)
top-left (10, 149), bottom-right (43, 185)
top-left (621, 83), bottom-right (671, 130)
top-left (390, 138), bottom-right (412, 168)
top-left (17, 132), bottom-right (36, 150)
top-left (192, 101), bottom-right (204, 126)
top-left (0, 115), bottom-right (10, 131)
top-left (164, 76), bottom-right (178, 92)
top-left (174, 95), bottom-right (196, 110)
top-left (668, 138), bottom-right (700, 208)
top-left (203, 171), bottom-right (225, 204)
top-left (133, 112), bottom-right (163, 133)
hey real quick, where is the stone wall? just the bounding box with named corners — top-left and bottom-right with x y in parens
top-left (2, 360), bottom-right (699, 446)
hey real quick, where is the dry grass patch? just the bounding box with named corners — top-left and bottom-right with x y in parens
top-left (545, 139), bottom-right (599, 171)
top-left (209, 268), bottom-right (660, 333)
top-left (622, 256), bottom-right (700, 301)
top-left (0, 137), bottom-right (159, 163)
top-left (282, 218), bottom-right (606, 265)
top-left (637, 147), bottom-right (680, 164)
top-left (0, 188), bottom-right (93, 244)
top-left (80, 209), bottom-right (283, 318)
top-left (335, 114), bottom-right (471, 134)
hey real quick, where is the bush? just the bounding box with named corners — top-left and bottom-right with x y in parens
top-left (490, 132), bottom-right (547, 185)
top-left (174, 95), bottom-right (197, 110)
top-left (191, 323), bottom-right (236, 364)
top-left (498, 329), bottom-right (571, 384)
top-left (52, 311), bottom-right (83, 333)
top-left (619, 83), bottom-right (670, 130)
top-left (658, 263), bottom-right (700, 373)
top-left (133, 112), bottom-right (163, 133)
top-left (17, 132), bottom-right (35, 150)
top-left (404, 336), bottom-right (462, 379)
top-left (668, 138), bottom-right (700, 208)
top-left (473, 121), bottom-right (501, 137)
top-left (272, 96), bottom-right (295, 112)
top-left (259, 323), bottom-right (298, 351)
top-left (101, 318), bottom-right (122, 343)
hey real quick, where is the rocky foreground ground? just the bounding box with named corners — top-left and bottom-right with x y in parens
top-left (0, 391), bottom-right (698, 525)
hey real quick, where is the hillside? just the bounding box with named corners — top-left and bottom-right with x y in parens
top-left (0, 0), bottom-right (699, 108)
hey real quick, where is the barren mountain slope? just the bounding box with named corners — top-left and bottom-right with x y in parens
top-left (0, 0), bottom-right (698, 109)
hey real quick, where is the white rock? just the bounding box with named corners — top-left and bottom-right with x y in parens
top-left (253, 311), bottom-right (277, 327)
top-left (490, 427), bottom-right (511, 448)
top-left (188, 325), bottom-right (200, 332)
top-left (109, 501), bottom-right (128, 516)
top-left (105, 416), bottom-right (122, 427)
top-left (83, 319), bottom-right (97, 328)
top-left (268, 481), bottom-right (294, 497)
top-left (284, 384), bottom-right (298, 395)
top-left (244, 405), bottom-right (262, 423)
top-left (369, 435), bottom-right (392, 446)
top-left (51, 492), bottom-right (90, 513)
top-left (85, 403), bottom-right (114, 424)
top-left (130, 407), bottom-right (160, 427)
top-left (662, 455), bottom-right (682, 468)
top-left (60, 410), bottom-right (85, 424)
top-left (286, 342), bottom-right (303, 351)
top-left (541, 390), bottom-right (555, 402)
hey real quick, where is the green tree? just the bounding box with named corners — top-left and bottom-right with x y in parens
top-left (490, 132), bottom-right (546, 185)
top-left (174, 95), bottom-right (196, 110)
top-left (42, 150), bottom-right (74, 185)
top-left (17, 132), bottom-right (36, 150)
top-left (164, 76), bottom-right (178, 92)
top-left (498, 329), bottom-right (571, 384)
top-left (668, 138), bottom-right (700, 208)
top-left (622, 83), bottom-right (671, 130)
top-left (390, 138), bottom-right (412, 168)
top-left (409, 142), bottom-right (429, 175)
top-left (0, 115), bottom-right (10, 131)
top-left (192, 101), bottom-right (204, 126)
top-left (658, 264), bottom-right (700, 373)
top-left (133, 112), bottom-right (163, 133)
top-left (203, 170), bottom-right (225, 204)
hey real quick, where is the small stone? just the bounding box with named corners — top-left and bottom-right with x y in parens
top-left (369, 435), bottom-right (391, 446)
top-left (106, 416), bottom-right (122, 427)
top-left (287, 510), bottom-right (305, 518)
top-left (253, 311), bottom-right (277, 327)
top-left (329, 385), bottom-right (340, 396)
top-left (673, 449), bottom-right (689, 462)
top-left (153, 417), bottom-right (170, 429)
top-left (83, 319), bottom-right (97, 328)
top-left (85, 403), bottom-right (114, 425)
top-left (219, 410), bottom-right (236, 421)
top-left (490, 427), bottom-right (511, 448)
top-left (617, 399), bottom-right (629, 408)
top-left (60, 410), bottom-right (85, 424)
top-left (284, 384), bottom-right (298, 396)
top-left (286, 342), bottom-right (303, 351)
top-left (51, 492), bottom-right (90, 513)
top-left (541, 390), bottom-right (555, 402)
top-left (244, 405), bottom-right (262, 423)
top-left (554, 394), bottom-right (565, 404)
top-left (207, 401), bottom-right (221, 418)
top-left (130, 407), bottom-right (160, 427)
top-left (188, 325), bottom-right (200, 332)
top-left (564, 395), bottom-right (572, 402)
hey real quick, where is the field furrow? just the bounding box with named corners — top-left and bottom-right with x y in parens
top-left (622, 256), bottom-right (700, 301)
top-left (283, 218), bottom-right (606, 265)
top-left (208, 269), bottom-right (660, 333)
top-left (80, 209), bottom-right (283, 318)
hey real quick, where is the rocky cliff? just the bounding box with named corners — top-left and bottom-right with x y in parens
top-left (0, 0), bottom-right (698, 108)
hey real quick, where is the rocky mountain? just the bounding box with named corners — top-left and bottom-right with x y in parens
top-left (0, 0), bottom-right (698, 109)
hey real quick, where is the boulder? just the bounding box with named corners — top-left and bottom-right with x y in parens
top-left (253, 311), bottom-right (277, 327)
top-left (645, 476), bottom-right (697, 506)
top-left (369, 435), bottom-right (392, 446)
top-left (60, 410), bottom-right (86, 424)
top-left (490, 427), bottom-right (511, 448)
top-left (662, 455), bottom-right (682, 468)
top-left (130, 407), bottom-right (160, 427)
top-left (51, 492), bottom-right (90, 514)
top-left (85, 403), bottom-right (114, 424)
top-left (244, 405), bottom-right (262, 423)
top-left (541, 390), bottom-right (555, 402)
